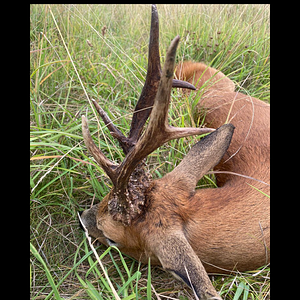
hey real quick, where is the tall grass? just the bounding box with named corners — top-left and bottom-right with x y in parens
top-left (30, 4), bottom-right (270, 299)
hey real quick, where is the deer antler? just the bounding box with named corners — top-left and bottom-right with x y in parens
top-left (82, 4), bottom-right (214, 225)
top-left (128, 4), bottom-right (196, 149)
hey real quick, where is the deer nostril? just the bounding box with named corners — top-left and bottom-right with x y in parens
top-left (77, 204), bottom-right (100, 236)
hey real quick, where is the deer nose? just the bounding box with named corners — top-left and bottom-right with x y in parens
top-left (77, 204), bottom-right (103, 239)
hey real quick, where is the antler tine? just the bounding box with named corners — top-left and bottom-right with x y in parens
top-left (128, 4), bottom-right (161, 144)
top-left (91, 99), bottom-right (132, 153)
top-left (82, 115), bottom-right (118, 184)
top-left (172, 79), bottom-right (196, 90)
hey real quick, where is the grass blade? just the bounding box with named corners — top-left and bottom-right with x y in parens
top-left (78, 212), bottom-right (121, 300)
top-left (30, 242), bottom-right (61, 300)
top-left (147, 258), bottom-right (152, 300)
top-left (233, 281), bottom-right (247, 300)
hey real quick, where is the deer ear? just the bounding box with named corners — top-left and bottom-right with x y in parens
top-left (165, 123), bottom-right (234, 192)
top-left (151, 231), bottom-right (221, 300)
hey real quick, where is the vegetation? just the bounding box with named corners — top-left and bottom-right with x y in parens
top-left (30, 4), bottom-right (270, 299)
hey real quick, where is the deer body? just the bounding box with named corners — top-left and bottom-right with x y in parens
top-left (174, 61), bottom-right (270, 273)
top-left (79, 5), bottom-right (269, 299)
top-left (88, 62), bottom-right (270, 273)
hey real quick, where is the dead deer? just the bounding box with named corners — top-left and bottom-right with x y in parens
top-left (79, 5), bottom-right (270, 300)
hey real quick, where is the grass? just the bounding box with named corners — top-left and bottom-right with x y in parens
top-left (30, 4), bottom-right (270, 299)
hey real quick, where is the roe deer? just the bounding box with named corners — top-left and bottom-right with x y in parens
top-left (79, 5), bottom-right (270, 300)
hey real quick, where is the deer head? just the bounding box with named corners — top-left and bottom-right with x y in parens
top-left (79, 5), bottom-right (234, 299)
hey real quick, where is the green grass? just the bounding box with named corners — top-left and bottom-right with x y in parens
top-left (30, 4), bottom-right (270, 299)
